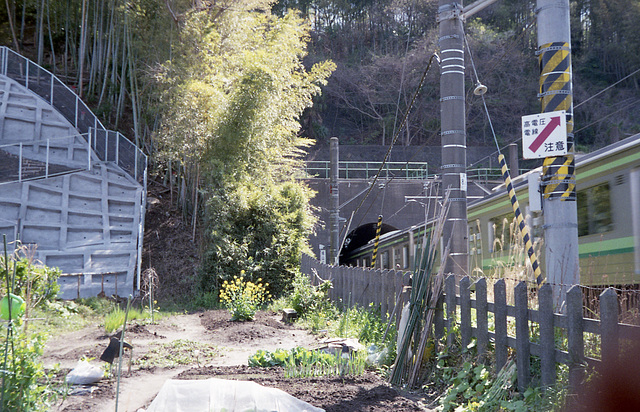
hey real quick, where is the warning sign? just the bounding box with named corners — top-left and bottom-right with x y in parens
top-left (522, 111), bottom-right (567, 159)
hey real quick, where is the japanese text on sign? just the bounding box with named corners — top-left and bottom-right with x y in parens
top-left (521, 111), bottom-right (567, 159)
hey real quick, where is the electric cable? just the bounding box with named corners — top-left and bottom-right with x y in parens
top-left (574, 98), bottom-right (640, 134)
top-left (468, 64), bottom-right (640, 168)
top-left (465, 34), bottom-right (543, 285)
top-left (392, 0), bottom-right (419, 141)
top-left (344, 52), bottom-right (440, 234)
top-left (574, 67), bottom-right (640, 109)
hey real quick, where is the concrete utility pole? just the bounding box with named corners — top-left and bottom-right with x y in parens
top-left (329, 137), bottom-right (340, 265)
top-left (537, 0), bottom-right (580, 308)
top-left (438, 0), bottom-right (469, 276)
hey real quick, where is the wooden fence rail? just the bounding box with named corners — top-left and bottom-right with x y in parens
top-left (302, 254), bottom-right (412, 326)
top-left (301, 255), bottom-right (640, 391)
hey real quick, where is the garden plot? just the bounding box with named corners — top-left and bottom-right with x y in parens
top-left (43, 310), bottom-right (430, 412)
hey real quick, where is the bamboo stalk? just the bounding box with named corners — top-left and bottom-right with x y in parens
top-left (78, 0), bottom-right (88, 97)
top-left (46, 0), bottom-right (56, 72)
top-left (4, 0), bottom-right (20, 52)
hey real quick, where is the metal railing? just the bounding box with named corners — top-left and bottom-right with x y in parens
top-left (305, 161), bottom-right (428, 179)
top-left (90, 128), bottom-right (147, 185)
top-left (466, 167), bottom-right (504, 182)
top-left (0, 47), bottom-right (104, 134)
top-left (0, 46), bottom-right (148, 294)
top-left (0, 134), bottom-right (91, 185)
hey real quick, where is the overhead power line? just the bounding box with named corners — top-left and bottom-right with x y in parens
top-left (346, 52), bottom-right (440, 233)
top-left (575, 67), bottom-right (640, 109)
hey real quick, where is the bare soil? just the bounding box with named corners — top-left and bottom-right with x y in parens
top-left (42, 182), bottom-right (432, 411)
top-left (44, 310), bottom-right (431, 411)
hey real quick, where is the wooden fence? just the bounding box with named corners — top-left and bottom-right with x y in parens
top-left (301, 255), bottom-right (640, 391)
top-left (302, 254), bottom-right (412, 325)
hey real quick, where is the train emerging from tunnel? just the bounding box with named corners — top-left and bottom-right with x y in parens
top-left (340, 132), bottom-right (640, 287)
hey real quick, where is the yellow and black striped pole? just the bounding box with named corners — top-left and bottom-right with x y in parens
top-left (498, 154), bottom-right (543, 285)
top-left (371, 215), bottom-right (383, 268)
top-left (537, 1), bottom-right (580, 306)
top-left (538, 41), bottom-right (575, 200)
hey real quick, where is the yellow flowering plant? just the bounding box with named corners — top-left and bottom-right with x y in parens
top-left (219, 271), bottom-right (270, 321)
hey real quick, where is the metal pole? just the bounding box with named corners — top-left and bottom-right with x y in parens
top-left (87, 130), bottom-right (91, 171)
top-left (537, 0), bottom-right (580, 309)
top-left (371, 215), bottom-right (383, 268)
top-left (508, 143), bottom-right (519, 178)
top-left (438, 0), bottom-right (468, 276)
top-left (329, 137), bottom-right (340, 265)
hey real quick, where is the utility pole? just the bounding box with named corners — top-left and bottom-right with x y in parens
top-left (329, 137), bottom-right (340, 265)
top-left (438, 0), bottom-right (468, 276)
top-left (537, 0), bottom-right (580, 308)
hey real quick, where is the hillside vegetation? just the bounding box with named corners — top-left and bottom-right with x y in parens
top-left (1, 0), bottom-right (638, 300)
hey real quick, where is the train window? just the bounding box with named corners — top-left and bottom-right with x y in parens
top-left (394, 248), bottom-right (402, 269)
top-left (403, 245), bottom-right (410, 269)
top-left (577, 183), bottom-right (613, 236)
top-left (382, 251), bottom-right (390, 269)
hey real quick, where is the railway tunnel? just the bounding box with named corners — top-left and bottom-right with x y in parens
top-left (339, 222), bottom-right (399, 265)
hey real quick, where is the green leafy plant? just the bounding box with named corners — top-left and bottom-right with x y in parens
top-left (219, 272), bottom-right (270, 321)
top-left (288, 272), bottom-right (332, 317)
top-left (1, 243), bottom-right (61, 323)
top-left (248, 346), bottom-right (366, 378)
top-left (0, 325), bottom-right (60, 411)
top-left (248, 348), bottom-right (290, 368)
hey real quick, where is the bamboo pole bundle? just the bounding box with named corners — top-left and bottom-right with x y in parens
top-left (390, 189), bottom-right (451, 387)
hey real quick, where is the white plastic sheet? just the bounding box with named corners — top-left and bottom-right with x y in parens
top-left (65, 360), bottom-right (104, 385)
top-left (144, 378), bottom-right (325, 412)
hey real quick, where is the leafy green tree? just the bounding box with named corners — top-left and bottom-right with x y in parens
top-left (155, 6), bottom-right (335, 298)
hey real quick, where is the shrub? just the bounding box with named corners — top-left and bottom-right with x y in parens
top-left (200, 181), bottom-right (315, 299)
top-left (1, 252), bottom-right (60, 308)
top-left (288, 272), bottom-right (332, 317)
top-left (0, 325), bottom-right (57, 411)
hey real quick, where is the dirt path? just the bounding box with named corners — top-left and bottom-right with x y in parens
top-left (44, 310), bottom-right (322, 412)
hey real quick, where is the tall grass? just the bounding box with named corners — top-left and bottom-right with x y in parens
top-left (471, 215), bottom-right (544, 306)
top-left (104, 307), bottom-right (152, 333)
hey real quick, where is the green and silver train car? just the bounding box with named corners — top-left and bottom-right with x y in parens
top-left (342, 132), bottom-right (640, 287)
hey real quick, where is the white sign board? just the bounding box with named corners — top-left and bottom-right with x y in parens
top-left (521, 111), bottom-right (567, 159)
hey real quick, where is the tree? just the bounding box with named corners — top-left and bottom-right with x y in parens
top-left (155, 6), bottom-right (335, 297)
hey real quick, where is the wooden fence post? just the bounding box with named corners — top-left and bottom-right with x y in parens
top-left (567, 285), bottom-right (584, 393)
top-left (515, 281), bottom-right (531, 392)
top-left (385, 268), bottom-right (395, 322)
top-left (395, 271), bottom-right (404, 325)
top-left (539, 283), bottom-right (556, 388)
top-left (475, 278), bottom-right (488, 357)
top-left (402, 271), bottom-right (412, 310)
top-left (494, 279), bottom-right (508, 373)
top-left (379, 270), bottom-right (387, 321)
top-left (359, 268), bottom-right (368, 307)
top-left (460, 276), bottom-right (471, 348)
top-left (600, 288), bottom-right (619, 365)
top-left (445, 275), bottom-right (457, 347)
top-left (350, 266), bottom-right (357, 308)
top-left (335, 265), bottom-right (343, 305)
top-left (343, 266), bottom-right (350, 307)
top-left (369, 268), bottom-right (378, 308)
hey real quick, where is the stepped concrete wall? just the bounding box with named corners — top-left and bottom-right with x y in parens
top-left (0, 74), bottom-right (144, 299)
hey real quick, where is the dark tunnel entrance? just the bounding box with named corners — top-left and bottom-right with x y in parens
top-left (339, 222), bottom-right (398, 265)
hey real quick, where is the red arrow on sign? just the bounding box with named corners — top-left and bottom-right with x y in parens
top-left (528, 116), bottom-right (562, 153)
